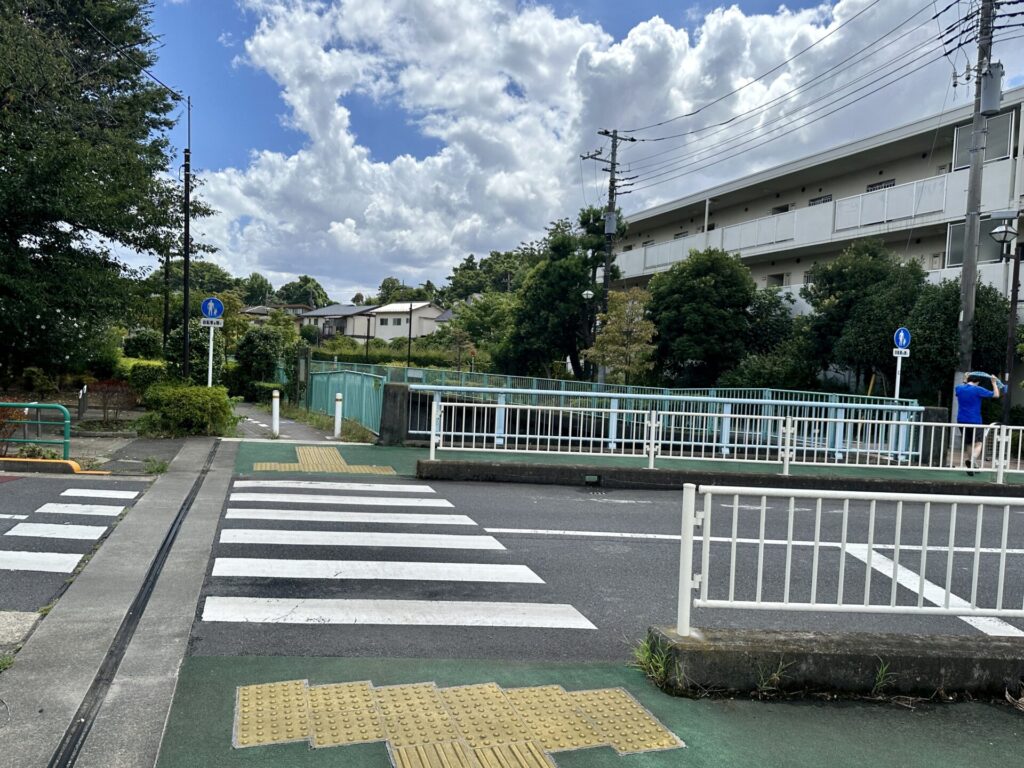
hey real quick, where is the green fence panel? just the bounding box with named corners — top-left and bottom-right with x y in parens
top-left (308, 371), bottom-right (385, 434)
top-left (0, 402), bottom-right (72, 460)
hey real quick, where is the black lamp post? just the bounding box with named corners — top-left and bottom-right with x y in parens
top-left (992, 222), bottom-right (1019, 423)
top-left (581, 288), bottom-right (595, 380)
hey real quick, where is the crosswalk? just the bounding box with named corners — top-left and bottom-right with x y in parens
top-left (198, 478), bottom-right (597, 632)
top-left (0, 484), bottom-right (143, 611)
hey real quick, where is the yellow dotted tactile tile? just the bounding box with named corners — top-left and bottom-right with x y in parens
top-left (504, 685), bottom-right (606, 753)
top-left (233, 679), bottom-right (310, 748)
top-left (569, 688), bottom-right (684, 754)
top-left (254, 446), bottom-right (397, 475)
top-left (231, 679), bottom-right (684, 762)
top-left (308, 681), bottom-right (386, 748)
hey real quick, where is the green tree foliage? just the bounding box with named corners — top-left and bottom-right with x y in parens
top-left (585, 288), bottom-right (656, 384)
top-left (648, 249), bottom-right (756, 385)
top-left (124, 328), bottom-right (164, 360)
top-left (165, 319), bottom-right (226, 385)
top-left (450, 293), bottom-right (515, 348)
top-left (300, 324), bottom-right (320, 345)
top-left (275, 275), bottom-right (331, 308)
top-left (267, 309), bottom-right (299, 345)
top-left (0, 1), bottom-right (209, 378)
top-left (242, 272), bottom-right (275, 306)
top-left (747, 289), bottom-right (796, 355)
top-left (235, 326), bottom-right (288, 385)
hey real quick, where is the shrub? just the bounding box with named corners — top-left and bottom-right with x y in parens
top-left (88, 326), bottom-right (126, 379)
top-left (221, 361), bottom-right (246, 398)
top-left (91, 380), bottom-right (136, 422)
top-left (300, 324), bottom-right (320, 345)
top-left (236, 326), bottom-right (287, 384)
top-left (123, 328), bottom-right (164, 359)
top-left (250, 382), bottom-right (285, 403)
top-left (128, 361), bottom-right (167, 399)
top-left (20, 367), bottom-right (58, 396)
top-left (0, 407), bottom-right (22, 457)
top-left (137, 384), bottom-right (237, 437)
top-left (165, 319), bottom-right (226, 385)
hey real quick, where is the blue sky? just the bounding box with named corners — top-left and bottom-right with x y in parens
top-left (151, 1), bottom-right (824, 172)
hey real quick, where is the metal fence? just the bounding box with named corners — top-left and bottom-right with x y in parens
top-left (676, 484), bottom-right (1024, 635)
top-left (307, 371), bottom-right (385, 434)
top-left (0, 402), bottom-right (72, 460)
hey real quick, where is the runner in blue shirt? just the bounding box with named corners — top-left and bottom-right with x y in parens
top-left (955, 373), bottom-right (1000, 474)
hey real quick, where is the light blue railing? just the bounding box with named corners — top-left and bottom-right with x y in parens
top-left (308, 371), bottom-right (385, 434)
top-left (0, 402), bottom-right (72, 460)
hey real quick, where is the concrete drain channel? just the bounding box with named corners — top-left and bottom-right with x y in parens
top-left (234, 679), bottom-right (684, 766)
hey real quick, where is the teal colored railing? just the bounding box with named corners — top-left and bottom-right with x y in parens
top-left (0, 402), bottom-right (72, 460)
top-left (308, 371), bottom-right (385, 434)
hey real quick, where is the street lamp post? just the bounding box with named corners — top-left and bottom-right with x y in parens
top-left (992, 222), bottom-right (1020, 424)
top-left (581, 289), bottom-right (595, 380)
top-left (406, 301), bottom-right (414, 367)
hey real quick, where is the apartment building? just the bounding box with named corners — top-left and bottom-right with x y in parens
top-left (615, 85), bottom-right (1024, 310)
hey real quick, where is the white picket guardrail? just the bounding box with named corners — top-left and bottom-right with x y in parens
top-left (426, 399), bottom-right (1024, 482)
top-left (676, 484), bottom-right (1024, 636)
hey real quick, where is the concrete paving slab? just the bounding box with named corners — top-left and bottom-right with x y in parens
top-left (0, 439), bottom-right (215, 768)
top-left (0, 611), bottom-right (37, 652)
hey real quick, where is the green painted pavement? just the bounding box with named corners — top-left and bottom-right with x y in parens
top-left (157, 656), bottom-right (1021, 768)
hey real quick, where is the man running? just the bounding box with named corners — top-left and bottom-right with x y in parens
top-left (954, 372), bottom-right (1000, 474)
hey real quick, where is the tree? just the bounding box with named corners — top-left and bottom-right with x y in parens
top-left (266, 309), bottom-right (299, 345)
top-left (451, 293), bottom-right (515, 349)
top-left (242, 273), bottom-right (275, 306)
top-left (276, 275), bottom-right (331, 308)
top-left (166, 319), bottom-right (225, 385)
top-left (648, 249), bottom-right (756, 385)
top-left (300, 324), bottom-right (320, 345)
top-left (585, 288), bottom-right (656, 384)
top-left (747, 288), bottom-right (796, 356)
top-left (235, 326), bottom-right (287, 384)
top-left (0, 1), bottom-right (196, 377)
top-left (374, 277), bottom-right (404, 305)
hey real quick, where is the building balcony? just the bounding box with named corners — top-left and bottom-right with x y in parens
top-left (617, 159), bottom-right (1015, 280)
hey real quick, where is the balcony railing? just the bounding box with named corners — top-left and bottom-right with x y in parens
top-left (834, 175), bottom-right (947, 231)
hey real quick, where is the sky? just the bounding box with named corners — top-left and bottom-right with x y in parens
top-left (146, 0), bottom-right (1024, 304)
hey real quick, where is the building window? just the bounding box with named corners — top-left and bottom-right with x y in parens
top-left (946, 219), bottom-right (1004, 267)
top-left (953, 111), bottom-right (1013, 170)
top-left (622, 244), bottom-right (633, 251)
top-left (770, 204), bottom-right (791, 215)
top-left (866, 179), bottom-right (895, 192)
top-left (642, 240), bottom-right (655, 246)
top-left (765, 273), bottom-right (789, 287)
top-left (673, 231), bottom-right (689, 239)
top-left (379, 318), bottom-right (388, 326)
top-left (808, 194), bottom-right (832, 206)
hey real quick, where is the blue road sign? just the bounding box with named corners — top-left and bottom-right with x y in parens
top-left (201, 297), bottom-right (224, 319)
top-left (894, 327), bottom-right (911, 349)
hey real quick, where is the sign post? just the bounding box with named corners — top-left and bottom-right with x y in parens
top-left (200, 297), bottom-right (225, 387)
top-left (893, 327), bottom-right (911, 400)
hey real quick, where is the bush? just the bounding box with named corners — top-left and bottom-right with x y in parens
top-left (20, 367), bottom-right (58, 396)
top-left (91, 380), bottom-right (135, 422)
top-left (128, 361), bottom-right (167, 399)
top-left (300, 324), bottom-right (320, 345)
top-left (221, 361), bottom-right (245, 398)
top-left (123, 328), bottom-right (164, 359)
top-left (137, 384), bottom-right (238, 437)
top-left (88, 326), bottom-right (126, 379)
top-left (236, 326), bottom-right (287, 384)
top-left (165, 319), bottom-right (226, 385)
top-left (250, 382), bottom-right (285, 403)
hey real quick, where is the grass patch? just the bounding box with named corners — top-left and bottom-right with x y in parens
top-left (755, 657), bottom-right (793, 699)
top-left (261, 403), bottom-right (377, 443)
top-left (631, 636), bottom-right (672, 688)
top-left (872, 658), bottom-right (897, 697)
top-left (0, 654), bottom-right (13, 673)
top-left (143, 456), bottom-right (169, 474)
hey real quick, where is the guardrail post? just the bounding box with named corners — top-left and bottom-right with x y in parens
top-left (333, 393), bottom-right (343, 439)
top-left (495, 393), bottom-right (506, 447)
top-left (677, 483), bottom-right (697, 637)
top-left (719, 402), bottom-right (732, 456)
top-left (996, 424), bottom-right (1009, 484)
top-left (607, 397), bottom-right (619, 450)
top-left (430, 399), bottom-right (440, 461)
top-left (833, 407), bottom-right (846, 460)
top-left (271, 390), bottom-right (280, 438)
top-left (782, 416), bottom-right (793, 475)
top-left (647, 409), bottom-right (657, 469)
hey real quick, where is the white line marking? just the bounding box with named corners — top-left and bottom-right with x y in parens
top-left (220, 529), bottom-right (505, 550)
top-left (229, 493), bottom-right (452, 508)
top-left (846, 544), bottom-right (1024, 637)
top-left (35, 503), bottom-right (125, 517)
top-left (0, 550), bottom-right (82, 573)
top-left (201, 597), bottom-right (596, 628)
top-left (0, 514), bottom-right (27, 520)
top-left (212, 558), bottom-right (544, 583)
top-left (60, 489), bottom-right (138, 500)
top-left (226, 508), bottom-right (475, 526)
top-left (4, 522), bottom-right (107, 541)
top-left (233, 480), bottom-right (435, 494)
top-left (484, 528), bottom-right (1024, 555)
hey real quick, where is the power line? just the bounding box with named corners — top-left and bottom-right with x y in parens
top-left (619, 0), bottom-right (890, 134)
top-left (80, 15), bottom-right (182, 100)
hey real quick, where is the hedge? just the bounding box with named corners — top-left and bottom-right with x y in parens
top-left (128, 360), bottom-right (167, 398)
top-left (137, 384), bottom-right (237, 437)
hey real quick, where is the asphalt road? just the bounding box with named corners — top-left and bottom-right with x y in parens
top-left (187, 477), bottom-right (1024, 663)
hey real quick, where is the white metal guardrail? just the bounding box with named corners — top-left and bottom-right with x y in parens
top-left (676, 484), bottom-right (1024, 636)
top-left (426, 398), bottom-right (1024, 482)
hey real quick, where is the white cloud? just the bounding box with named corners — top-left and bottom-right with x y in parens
top-left (217, 31), bottom-right (236, 48)
top-left (183, 0), bottom-right (1024, 302)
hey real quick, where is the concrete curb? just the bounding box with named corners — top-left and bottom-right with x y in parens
top-left (0, 458), bottom-right (104, 475)
top-left (416, 459), bottom-right (1024, 496)
top-left (648, 626), bottom-right (1024, 697)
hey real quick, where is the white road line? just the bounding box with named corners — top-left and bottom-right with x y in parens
top-left (845, 544), bottom-right (1024, 637)
top-left (484, 528), bottom-right (1024, 555)
top-left (233, 480), bottom-right (435, 494)
top-left (229, 493), bottom-right (452, 508)
top-left (201, 597), bottom-right (596, 629)
top-left (0, 550), bottom-right (82, 573)
top-left (220, 529), bottom-right (505, 550)
top-left (226, 508), bottom-right (475, 526)
top-left (4, 522), bottom-right (107, 541)
top-left (61, 489), bottom-right (139, 500)
top-left (0, 514), bottom-right (27, 520)
top-left (35, 503), bottom-right (125, 517)
top-left (212, 558), bottom-right (544, 583)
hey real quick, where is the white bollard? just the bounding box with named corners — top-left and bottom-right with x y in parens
top-left (333, 393), bottom-right (344, 439)
top-left (676, 483), bottom-right (697, 637)
top-left (271, 390), bottom-right (280, 438)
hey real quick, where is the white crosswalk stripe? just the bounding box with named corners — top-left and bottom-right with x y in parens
top-left (60, 488), bottom-right (139, 500)
top-left (35, 503), bottom-right (125, 517)
top-left (0, 550), bottom-right (83, 573)
top-left (196, 479), bottom-right (596, 632)
top-left (5, 522), bottom-right (107, 541)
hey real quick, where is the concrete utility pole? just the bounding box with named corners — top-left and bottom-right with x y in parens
top-left (955, 0), bottom-right (996, 390)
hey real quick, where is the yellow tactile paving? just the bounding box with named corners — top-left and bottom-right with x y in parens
top-left (233, 679), bottom-right (310, 748)
top-left (232, 679), bottom-right (684, 762)
top-left (569, 688), bottom-right (684, 754)
top-left (254, 445), bottom-right (397, 474)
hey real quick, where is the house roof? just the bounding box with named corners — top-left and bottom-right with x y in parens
top-left (371, 301), bottom-right (438, 314)
top-left (301, 304), bottom-right (377, 318)
top-left (242, 305), bottom-right (272, 315)
top-left (435, 309), bottom-right (454, 323)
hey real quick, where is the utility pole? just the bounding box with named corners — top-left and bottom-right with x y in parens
top-left (956, 0), bottom-right (996, 394)
top-left (182, 97), bottom-right (192, 381)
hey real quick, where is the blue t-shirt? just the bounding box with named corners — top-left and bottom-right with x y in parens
top-left (955, 383), bottom-right (993, 424)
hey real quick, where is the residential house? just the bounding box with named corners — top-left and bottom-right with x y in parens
top-left (300, 304), bottom-right (378, 339)
top-left (367, 302), bottom-right (445, 341)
